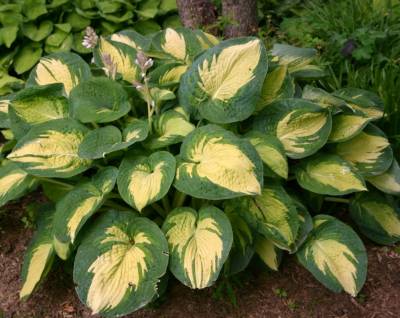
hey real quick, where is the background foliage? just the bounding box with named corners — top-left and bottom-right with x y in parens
top-left (0, 0), bottom-right (180, 95)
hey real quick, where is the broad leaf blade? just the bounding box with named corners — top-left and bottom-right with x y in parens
top-left (74, 210), bottom-right (169, 317)
top-left (297, 215), bottom-right (367, 296)
top-left (162, 206), bottom-right (233, 289)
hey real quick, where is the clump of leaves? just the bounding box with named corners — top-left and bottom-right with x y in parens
top-left (0, 27), bottom-right (400, 317)
top-left (0, 0), bottom-right (180, 95)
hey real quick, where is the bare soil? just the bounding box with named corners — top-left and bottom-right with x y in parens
top-left (1, 196), bottom-right (400, 318)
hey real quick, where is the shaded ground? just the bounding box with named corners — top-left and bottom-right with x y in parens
top-left (1, 197), bottom-right (400, 318)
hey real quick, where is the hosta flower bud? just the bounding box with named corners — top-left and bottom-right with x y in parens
top-left (82, 26), bottom-right (98, 49)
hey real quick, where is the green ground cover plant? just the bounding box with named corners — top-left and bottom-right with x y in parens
top-left (0, 0), bottom-right (180, 95)
top-left (0, 26), bottom-right (400, 317)
top-left (278, 0), bottom-right (400, 148)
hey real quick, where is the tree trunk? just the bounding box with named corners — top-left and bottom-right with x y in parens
top-left (176, 0), bottom-right (217, 30)
top-left (222, 0), bottom-right (258, 38)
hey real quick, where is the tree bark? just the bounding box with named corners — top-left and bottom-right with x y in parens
top-left (176, 0), bottom-right (217, 30)
top-left (222, 0), bottom-right (258, 38)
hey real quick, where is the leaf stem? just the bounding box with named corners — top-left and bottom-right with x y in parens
top-left (161, 196), bottom-right (171, 213)
top-left (324, 197), bottom-right (350, 204)
top-left (173, 190), bottom-right (187, 208)
top-left (103, 200), bottom-right (130, 211)
top-left (151, 203), bottom-right (166, 218)
top-left (36, 177), bottom-right (74, 190)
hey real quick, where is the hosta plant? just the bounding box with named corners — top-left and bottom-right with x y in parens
top-left (0, 27), bottom-right (399, 317)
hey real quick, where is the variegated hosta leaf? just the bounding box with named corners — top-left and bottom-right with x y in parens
top-left (253, 98), bottom-right (332, 159)
top-left (94, 37), bottom-right (140, 83)
top-left (271, 44), bottom-right (316, 72)
top-left (152, 28), bottom-right (203, 63)
top-left (350, 192), bottom-right (400, 244)
top-left (52, 167), bottom-right (118, 259)
top-left (8, 119), bottom-right (91, 178)
top-left (194, 30), bottom-right (220, 50)
top-left (335, 124), bottom-right (393, 176)
top-left (20, 209), bottom-right (55, 300)
top-left (174, 125), bottom-right (263, 200)
top-left (297, 215), bottom-right (367, 296)
top-left (179, 37), bottom-right (268, 124)
top-left (9, 84), bottom-right (68, 139)
top-left (302, 85), bottom-right (345, 111)
top-left (256, 65), bottom-right (294, 111)
top-left (0, 96), bottom-right (11, 128)
top-left (328, 113), bottom-right (371, 143)
top-left (70, 77), bottom-right (131, 123)
top-left (245, 131), bottom-right (288, 179)
top-left (74, 210), bottom-right (169, 317)
top-left (333, 88), bottom-right (384, 120)
top-left (223, 208), bottom-right (254, 275)
top-left (162, 206), bottom-right (233, 289)
top-left (0, 161), bottom-right (37, 207)
top-left (26, 52), bottom-right (91, 96)
top-left (236, 183), bottom-right (300, 252)
top-left (118, 151), bottom-right (176, 211)
top-left (291, 197), bottom-right (314, 250)
top-left (255, 236), bottom-right (282, 271)
top-left (150, 62), bottom-right (189, 86)
top-left (367, 159), bottom-right (400, 195)
top-left (78, 120), bottom-right (149, 159)
top-left (109, 30), bottom-right (151, 52)
top-left (145, 110), bottom-right (195, 149)
top-left (295, 154), bottom-right (366, 195)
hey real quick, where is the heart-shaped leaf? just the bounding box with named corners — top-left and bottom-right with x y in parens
top-left (118, 151), bottom-right (176, 211)
top-left (174, 125), bottom-right (263, 200)
top-left (74, 210), bottom-right (169, 316)
top-left (297, 215), bottom-right (367, 296)
top-left (179, 37), bottom-right (268, 123)
top-left (162, 206), bottom-right (233, 288)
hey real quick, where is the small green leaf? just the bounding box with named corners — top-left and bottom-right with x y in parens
top-left (70, 77), bottom-right (131, 123)
top-left (13, 43), bottom-right (43, 75)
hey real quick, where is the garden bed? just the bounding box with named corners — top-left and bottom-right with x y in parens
top-left (1, 195), bottom-right (399, 318)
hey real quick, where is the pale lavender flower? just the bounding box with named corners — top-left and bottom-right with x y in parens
top-left (101, 53), bottom-right (117, 79)
top-left (82, 26), bottom-right (98, 49)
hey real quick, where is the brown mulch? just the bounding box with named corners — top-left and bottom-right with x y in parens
top-left (1, 197), bottom-right (400, 318)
